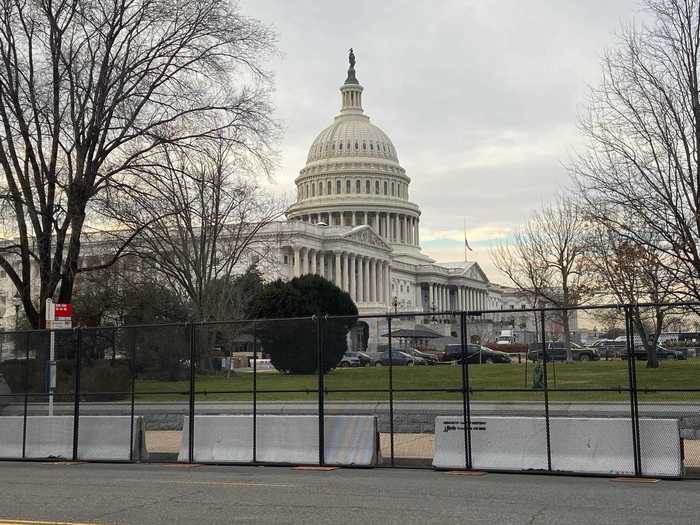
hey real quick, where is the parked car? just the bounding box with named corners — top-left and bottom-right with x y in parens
top-left (374, 349), bottom-right (426, 366)
top-left (594, 340), bottom-right (626, 359)
top-left (527, 342), bottom-right (600, 362)
top-left (621, 345), bottom-right (687, 361)
top-left (442, 344), bottom-right (512, 364)
top-left (339, 353), bottom-right (361, 367)
top-left (346, 351), bottom-right (376, 367)
top-left (401, 347), bottom-right (439, 365)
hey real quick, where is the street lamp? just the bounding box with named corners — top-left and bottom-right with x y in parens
top-left (392, 296), bottom-right (398, 315)
top-left (11, 293), bottom-right (21, 329)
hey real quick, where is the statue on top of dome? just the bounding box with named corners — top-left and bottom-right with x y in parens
top-left (345, 48), bottom-right (358, 84)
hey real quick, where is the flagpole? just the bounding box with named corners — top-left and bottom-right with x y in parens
top-left (464, 217), bottom-right (468, 263)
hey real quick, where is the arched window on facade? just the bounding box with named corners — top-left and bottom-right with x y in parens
top-left (327, 180), bottom-right (332, 195)
top-left (365, 180), bottom-right (370, 193)
top-left (319, 182), bottom-right (323, 196)
top-left (336, 180), bottom-right (341, 194)
top-left (355, 180), bottom-right (361, 193)
top-left (391, 182), bottom-right (395, 196)
top-left (375, 181), bottom-right (380, 194)
top-left (346, 180), bottom-right (351, 193)
top-left (384, 181), bottom-right (388, 195)
top-left (311, 183), bottom-right (315, 197)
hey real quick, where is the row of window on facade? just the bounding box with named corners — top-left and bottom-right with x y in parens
top-left (313, 140), bottom-right (393, 158)
top-left (300, 178), bottom-right (407, 200)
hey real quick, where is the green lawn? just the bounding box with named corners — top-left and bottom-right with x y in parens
top-left (134, 359), bottom-right (700, 402)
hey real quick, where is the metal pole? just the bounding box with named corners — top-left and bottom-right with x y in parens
top-left (624, 307), bottom-right (641, 476)
top-left (388, 315), bottom-right (395, 466)
top-left (129, 328), bottom-right (136, 462)
top-left (459, 312), bottom-right (473, 469)
top-left (72, 327), bottom-right (82, 461)
top-left (188, 323), bottom-right (196, 464)
top-left (632, 307), bottom-right (642, 474)
top-left (47, 299), bottom-right (55, 417)
top-left (22, 332), bottom-right (29, 460)
top-left (252, 321), bottom-right (258, 463)
top-left (316, 315), bottom-right (325, 466)
top-left (540, 309), bottom-right (552, 472)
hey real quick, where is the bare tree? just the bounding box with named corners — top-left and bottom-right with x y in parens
top-left (0, 0), bottom-right (276, 327)
top-left (491, 197), bottom-right (591, 361)
top-left (584, 218), bottom-right (674, 367)
top-left (105, 136), bottom-right (285, 321)
top-left (571, 0), bottom-right (700, 302)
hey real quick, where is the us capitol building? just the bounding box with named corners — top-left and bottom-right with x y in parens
top-left (260, 51), bottom-right (530, 344)
top-left (1, 51), bottom-right (567, 345)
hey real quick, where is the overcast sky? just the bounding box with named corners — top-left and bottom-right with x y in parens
top-left (239, 0), bottom-right (641, 283)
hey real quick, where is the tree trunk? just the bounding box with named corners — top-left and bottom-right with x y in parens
top-left (562, 309), bottom-right (573, 362)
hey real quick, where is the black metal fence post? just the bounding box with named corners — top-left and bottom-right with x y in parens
top-left (388, 315), bottom-right (395, 466)
top-left (188, 323), bottom-right (196, 464)
top-left (252, 321), bottom-right (258, 464)
top-left (129, 328), bottom-right (136, 462)
top-left (72, 327), bottom-right (82, 461)
top-left (21, 332), bottom-right (30, 460)
top-left (540, 309), bottom-right (552, 472)
top-left (316, 315), bottom-right (325, 466)
top-left (459, 311), bottom-right (473, 469)
top-left (624, 307), bottom-right (642, 476)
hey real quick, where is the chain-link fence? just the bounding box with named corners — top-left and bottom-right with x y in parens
top-left (0, 302), bottom-right (698, 477)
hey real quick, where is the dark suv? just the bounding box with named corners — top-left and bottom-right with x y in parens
top-left (527, 342), bottom-right (600, 362)
top-left (621, 345), bottom-right (686, 361)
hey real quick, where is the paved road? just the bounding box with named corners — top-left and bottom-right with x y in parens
top-left (0, 462), bottom-right (698, 525)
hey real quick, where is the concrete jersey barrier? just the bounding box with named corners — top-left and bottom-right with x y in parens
top-left (433, 416), bottom-right (682, 477)
top-left (0, 416), bottom-right (147, 461)
top-left (178, 415), bottom-right (378, 465)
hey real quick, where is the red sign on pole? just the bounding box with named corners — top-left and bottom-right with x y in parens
top-left (54, 303), bottom-right (73, 318)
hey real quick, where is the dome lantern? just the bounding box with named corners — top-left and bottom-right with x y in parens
top-left (340, 48), bottom-right (363, 115)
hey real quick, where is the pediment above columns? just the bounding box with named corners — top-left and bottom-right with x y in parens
top-left (341, 225), bottom-right (392, 252)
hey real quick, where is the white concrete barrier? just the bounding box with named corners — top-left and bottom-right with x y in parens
top-left (178, 415), bottom-right (378, 465)
top-left (433, 416), bottom-right (682, 477)
top-left (0, 416), bottom-right (147, 461)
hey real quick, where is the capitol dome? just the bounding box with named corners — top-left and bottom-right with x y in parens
top-left (305, 116), bottom-right (399, 164)
top-left (286, 50), bottom-right (422, 250)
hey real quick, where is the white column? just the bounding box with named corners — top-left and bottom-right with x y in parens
top-left (416, 219), bottom-right (420, 246)
top-left (302, 248), bottom-right (309, 275)
top-left (428, 283), bottom-right (433, 310)
top-left (349, 255), bottom-right (356, 301)
top-left (352, 211), bottom-right (357, 226)
top-left (371, 259), bottom-right (378, 303)
top-left (457, 287), bottom-right (462, 311)
top-left (342, 253), bottom-right (349, 292)
top-left (310, 250), bottom-right (317, 275)
top-left (367, 259), bottom-right (373, 303)
top-left (378, 261), bottom-right (385, 304)
top-left (292, 247), bottom-right (300, 277)
top-left (382, 261), bottom-right (391, 308)
top-left (363, 257), bottom-right (370, 304)
top-left (334, 252), bottom-right (341, 286)
top-left (357, 257), bottom-right (364, 303)
top-left (374, 259), bottom-right (380, 303)
top-left (386, 264), bottom-right (392, 308)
